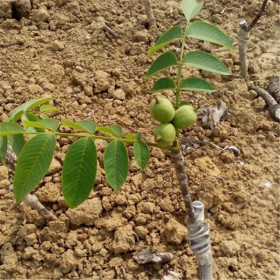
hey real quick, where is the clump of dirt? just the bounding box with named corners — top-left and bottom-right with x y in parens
top-left (0, 0), bottom-right (279, 279)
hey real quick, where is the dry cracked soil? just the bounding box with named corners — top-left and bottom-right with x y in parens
top-left (0, 0), bottom-right (279, 279)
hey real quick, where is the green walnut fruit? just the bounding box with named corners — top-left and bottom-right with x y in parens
top-left (149, 97), bottom-right (175, 123)
top-left (172, 105), bottom-right (197, 129)
top-left (154, 123), bottom-right (176, 146)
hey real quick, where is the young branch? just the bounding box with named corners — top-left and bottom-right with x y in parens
top-left (170, 150), bottom-right (196, 223)
top-left (247, 0), bottom-right (269, 31)
top-left (238, 20), bottom-right (249, 78)
top-left (253, 86), bottom-right (280, 121)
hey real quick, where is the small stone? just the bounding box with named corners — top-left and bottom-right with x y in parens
top-left (164, 218), bottom-right (187, 244)
top-left (0, 165), bottom-right (9, 180)
top-left (0, 1), bottom-right (12, 18)
top-left (27, 84), bottom-right (43, 94)
top-left (112, 88), bottom-right (126, 100)
top-left (112, 224), bottom-right (135, 254)
top-left (137, 201), bottom-right (156, 214)
top-left (134, 226), bottom-right (148, 239)
top-left (66, 197), bottom-right (102, 225)
top-left (32, 8), bottom-right (50, 22)
top-left (220, 151), bottom-right (235, 163)
top-left (52, 40), bottom-right (65, 51)
top-left (220, 240), bottom-right (241, 256)
top-left (48, 158), bottom-right (62, 174)
top-left (59, 249), bottom-right (82, 274)
top-left (133, 31), bottom-right (148, 43)
top-left (50, 64), bottom-right (65, 83)
top-left (24, 233), bottom-right (37, 246)
top-left (151, 147), bottom-right (165, 159)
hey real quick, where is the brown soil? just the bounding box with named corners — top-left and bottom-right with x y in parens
top-left (0, 0), bottom-right (279, 279)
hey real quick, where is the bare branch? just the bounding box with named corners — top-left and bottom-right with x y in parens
top-left (142, 0), bottom-right (156, 28)
top-left (248, 0), bottom-right (269, 31)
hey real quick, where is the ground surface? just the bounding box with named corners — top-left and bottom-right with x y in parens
top-left (0, 0), bottom-right (279, 279)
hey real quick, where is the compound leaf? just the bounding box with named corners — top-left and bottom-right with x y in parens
top-left (148, 25), bottom-right (183, 56)
top-left (181, 77), bottom-right (216, 93)
top-left (62, 137), bottom-right (97, 208)
top-left (133, 140), bottom-right (150, 170)
top-left (187, 21), bottom-right (234, 51)
top-left (8, 97), bottom-right (53, 121)
top-left (146, 51), bottom-right (177, 78)
top-left (62, 120), bottom-right (96, 135)
top-left (0, 122), bottom-right (25, 136)
top-left (96, 125), bottom-right (122, 137)
top-left (183, 51), bottom-right (230, 75)
top-left (150, 77), bottom-right (176, 93)
top-left (23, 119), bottom-right (59, 132)
top-left (40, 104), bottom-right (60, 113)
top-left (181, 0), bottom-right (204, 21)
top-left (0, 136), bottom-right (8, 164)
top-left (104, 140), bottom-right (128, 191)
top-left (8, 134), bottom-right (25, 157)
top-left (13, 134), bottom-right (56, 203)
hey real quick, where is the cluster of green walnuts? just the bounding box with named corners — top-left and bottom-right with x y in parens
top-left (150, 97), bottom-right (197, 146)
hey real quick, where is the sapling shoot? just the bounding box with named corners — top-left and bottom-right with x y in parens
top-left (0, 1), bottom-right (233, 279)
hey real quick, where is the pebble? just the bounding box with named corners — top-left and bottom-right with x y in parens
top-left (112, 88), bottom-right (126, 100)
top-left (32, 8), bottom-right (50, 22)
top-left (52, 40), bottom-right (65, 51)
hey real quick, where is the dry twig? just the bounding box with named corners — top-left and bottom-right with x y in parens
top-left (142, 0), bottom-right (156, 28)
top-left (197, 100), bottom-right (228, 130)
top-left (253, 86), bottom-right (280, 121)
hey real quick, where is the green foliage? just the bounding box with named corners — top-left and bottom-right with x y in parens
top-left (104, 140), bottom-right (129, 191)
top-left (147, 0), bottom-right (232, 98)
top-left (62, 137), bottom-right (97, 208)
top-left (146, 51), bottom-right (177, 78)
top-left (183, 51), bottom-right (230, 75)
top-left (8, 135), bottom-right (25, 157)
top-left (181, 77), bottom-right (216, 93)
top-left (0, 0), bottom-right (233, 209)
top-left (0, 136), bottom-right (8, 164)
top-left (150, 77), bottom-right (176, 93)
top-left (62, 120), bottom-right (96, 134)
top-left (13, 134), bottom-right (56, 203)
top-left (133, 140), bottom-right (150, 170)
top-left (148, 25), bottom-right (182, 56)
top-left (181, 0), bottom-right (204, 21)
top-left (96, 125), bottom-right (122, 137)
top-left (187, 21), bottom-right (234, 51)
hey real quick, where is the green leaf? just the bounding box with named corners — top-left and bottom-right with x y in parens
top-left (0, 122), bottom-right (25, 136)
top-left (150, 77), bottom-right (176, 93)
top-left (104, 140), bottom-right (129, 191)
top-left (183, 51), bottom-right (230, 75)
top-left (187, 21), bottom-right (234, 51)
top-left (181, 0), bottom-right (204, 21)
top-left (0, 136), bottom-right (8, 164)
top-left (148, 25), bottom-right (183, 56)
top-left (96, 125), bottom-right (122, 137)
top-left (62, 137), bottom-right (97, 208)
top-left (13, 134), bottom-right (56, 203)
top-left (40, 104), bottom-right (60, 113)
top-left (133, 140), bottom-right (150, 170)
top-left (8, 134), bottom-right (25, 157)
top-left (23, 119), bottom-right (59, 132)
top-left (146, 51), bottom-right (177, 78)
top-left (8, 97), bottom-right (53, 121)
top-left (21, 112), bottom-right (44, 133)
top-left (181, 77), bottom-right (216, 93)
top-left (125, 132), bottom-right (141, 140)
top-left (62, 120), bottom-right (96, 135)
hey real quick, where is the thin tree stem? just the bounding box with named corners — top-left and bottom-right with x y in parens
top-left (171, 150), bottom-right (196, 222)
top-left (248, 0), bottom-right (268, 31)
